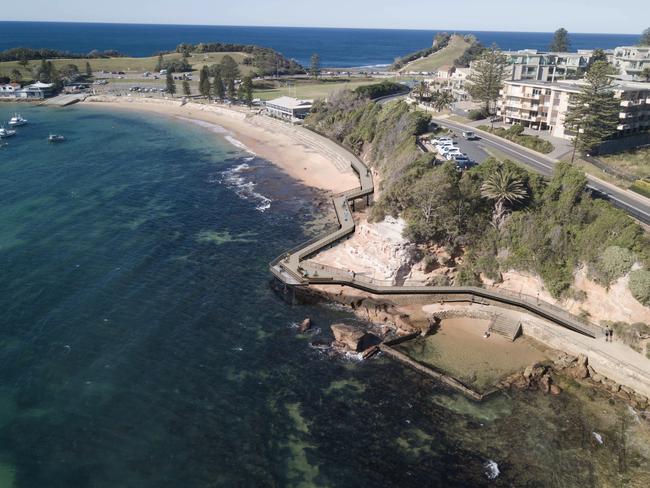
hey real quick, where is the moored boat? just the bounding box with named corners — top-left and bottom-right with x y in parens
top-left (48, 134), bottom-right (66, 142)
top-left (0, 126), bottom-right (17, 138)
top-left (8, 114), bottom-right (27, 127)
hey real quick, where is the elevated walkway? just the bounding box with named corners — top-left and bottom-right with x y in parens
top-left (269, 123), bottom-right (605, 340)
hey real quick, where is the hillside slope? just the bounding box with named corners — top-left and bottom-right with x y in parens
top-left (400, 35), bottom-right (471, 73)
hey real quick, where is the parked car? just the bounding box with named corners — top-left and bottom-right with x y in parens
top-left (442, 148), bottom-right (462, 158)
top-left (445, 151), bottom-right (466, 160)
top-left (462, 131), bottom-right (477, 140)
top-left (432, 137), bottom-right (453, 144)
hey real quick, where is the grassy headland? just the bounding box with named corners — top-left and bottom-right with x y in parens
top-left (398, 35), bottom-right (472, 73)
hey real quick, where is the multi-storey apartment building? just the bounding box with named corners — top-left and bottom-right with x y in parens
top-left (497, 79), bottom-right (650, 140)
top-left (501, 49), bottom-right (599, 82)
top-left (613, 46), bottom-right (650, 79)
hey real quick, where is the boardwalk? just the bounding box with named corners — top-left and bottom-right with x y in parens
top-left (269, 124), bottom-right (605, 339)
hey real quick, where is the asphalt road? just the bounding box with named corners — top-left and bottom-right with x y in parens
top-left (433, 118), bottom-right (650, 225)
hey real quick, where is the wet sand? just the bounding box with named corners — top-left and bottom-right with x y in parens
top-left (398, 317), bottom-right (546, 391)
top-left (83, 96), bottom-right (359, 193)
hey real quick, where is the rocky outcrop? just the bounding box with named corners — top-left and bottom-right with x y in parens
top-left (499, 363), bottom-right (561, 395)
top-left (299, 318), bottom-right (312, 333)
top-left (330, 324), bottom-right (380, 353)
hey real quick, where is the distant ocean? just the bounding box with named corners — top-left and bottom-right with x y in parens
top-left (0, 21), bottom-right (640, 67)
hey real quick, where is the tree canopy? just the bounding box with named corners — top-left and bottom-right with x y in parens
top-left (564, 61), bottom-right (620, 154)
top-left (640, 27), bottom-right (650, 46)
top-left (467, 45), bottom-right (508, 114)
top-left (549, 28), bottom-right (571, 52)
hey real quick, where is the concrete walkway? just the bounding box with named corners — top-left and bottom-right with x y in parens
top-left (267, 118), bottom-right (650, 398)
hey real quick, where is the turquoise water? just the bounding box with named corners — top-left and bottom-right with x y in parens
top-left (0, 104), bottom-right (648, 487)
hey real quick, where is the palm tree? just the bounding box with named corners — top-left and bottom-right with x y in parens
top-left (480, 168), bottom-right (528, 228)
top-left (433, 90), bottom-right (454, 112)
top-left (413, 81), bottom-right (430, 101)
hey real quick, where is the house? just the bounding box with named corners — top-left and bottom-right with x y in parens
top-left (0, 83), bottom-right (21, 98)
top-left (265, 96), bottom-right (313, 121)
top-left (497, 79), bottom-right (650, 141)
top-left (436, 65), bottom-right (456, 79)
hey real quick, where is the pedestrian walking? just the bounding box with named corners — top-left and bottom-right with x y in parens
top-left (609, 327), bottom-right (614, 342)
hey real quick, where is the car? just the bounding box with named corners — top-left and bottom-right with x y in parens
top-left (434, 140), bottom-right (455, 150)
top-left (445, 151), bottom-right (465, 160)
top-left (455, 159), bottom-right (476, 170)
top-left (443, 149), bottom-right (462, 158)
top-left (439, 145), bottom-right (460, 154)
top-left (462, 131), bottom-right (477, 140)
top-left (432, 137), bottom-right (453, 144)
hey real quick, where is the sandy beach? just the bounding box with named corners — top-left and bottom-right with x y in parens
top-left (83, 96), bottom-right (359, 193)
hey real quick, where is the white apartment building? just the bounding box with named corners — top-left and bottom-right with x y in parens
top-left (613, 46), bottom-right (650, 80)
top-left (497, 79), bottom-right (650, 140)
top-left (500, 49), bottom-right (599, 82)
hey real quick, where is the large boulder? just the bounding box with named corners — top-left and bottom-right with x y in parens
top-left (331, 324), bottom-right (367, 352)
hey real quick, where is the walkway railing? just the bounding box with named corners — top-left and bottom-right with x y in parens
top-left (269, 123), bottom-right (605, 339)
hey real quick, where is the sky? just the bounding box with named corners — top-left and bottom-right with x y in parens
top-left (3, 0), bottom-right (647, 34)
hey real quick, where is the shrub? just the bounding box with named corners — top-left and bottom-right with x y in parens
top-left (629, 269), bottom-right (650, 306)
top-left (507, 124), bottom-right (525, 136)
top-left (590, 245), bottom-right (635, 285)
top-left (455, 266), bottom-right (482, 286)
top-left (468, 109), bottom-right (488, 121)
top-left (354, 81), bottom-right (404, 100)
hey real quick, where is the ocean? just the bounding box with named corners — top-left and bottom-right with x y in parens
top-left (0, 21), bottom-right (641, 68)
top-left (0, 103), bottom-right (648, 487)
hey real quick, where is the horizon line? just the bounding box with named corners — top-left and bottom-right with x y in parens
top-left (0, 19), bottom-right (640, 37)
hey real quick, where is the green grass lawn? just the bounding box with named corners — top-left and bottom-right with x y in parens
top-left (253, 78), bottom-right (378, 101)
top-left (0, 52), bottom-right (254, 78)
top-left (599, 147), bottom-right (650, 180)
top-left (400, 36), bottom-right (470, 73)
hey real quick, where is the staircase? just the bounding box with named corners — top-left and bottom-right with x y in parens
top-left (489, 315), bottom-right (522, 341)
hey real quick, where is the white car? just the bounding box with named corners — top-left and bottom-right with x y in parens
top-left (432, 137), bottom-right (453, 145)
top-left (446, 151), bottom-right (466, 160)
top-left (441, 147), bottom-right (462, 157)
top-left (435, 141), bottom-right (455, 150)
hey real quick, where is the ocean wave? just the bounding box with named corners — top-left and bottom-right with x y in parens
top-left (174, 116), bottom-right (228, 134)
top-left (484, 460), bottom-right (500, 480)
top-left (220, 162), bottom-right (272, 212)
top-left (225, 135), bottom-right (257, 156)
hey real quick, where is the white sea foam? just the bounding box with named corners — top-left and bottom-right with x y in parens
top-left (175, 116), bottom-right (228, 134)
top-left (219, 163), bottom-right (272, 213)
top-left (225, 135), bottom-right (257, 156)
top-left (484, 460), bottom-right (500, 480)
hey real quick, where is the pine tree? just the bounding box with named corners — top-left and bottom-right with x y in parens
top-left (549, 28), bottom-right (571, 52)
top-left (241, 75), bottom-right (254, 106)
top-left (639, 27), bottom-right (650, 46)
top-left (212, 71), bottom-right (225, 100)
top-left (182, 80), bottom-right (191, 97)
top-left (155, 53), bottom-right (164, 72)
top-left (199, 66), bottom-right (211, 99)
top-left (85, 61), bottom-right (93, 77)
top-left (565, 61), bottom-right (620, 155)
top-left (467, 45), bottom-right (508, 115)
top-left (227, 78), bottom-right (236, 100)
top-left (166, 72), bottom-right (176, 97)
top-left (310, 53), bottom-right (321, 79)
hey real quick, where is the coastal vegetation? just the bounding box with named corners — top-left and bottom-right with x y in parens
top-left (353, 81), bottom-right (405, 99)
top-left (305, 91), bottom-right (650, 304)
top-left (477, 124), bottom-right (555, 154)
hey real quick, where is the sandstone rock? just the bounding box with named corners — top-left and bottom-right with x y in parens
top-left (523, 366), bottom-right (534, 380)
top-left (539, 374), bottom-right (551, 394)
top-left (621, 385), bottom-right (634, 396)
top-left (550, 384), bottom-right (562, 395)
top-left (331, 324), bottom-right (367, 352)
top-left (591, 373), bottom-right (603, 383)
top-left (299, 318), bottom-right (312, 333)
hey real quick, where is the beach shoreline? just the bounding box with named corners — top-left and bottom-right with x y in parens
top-left (82, 95), bottom-right (359, 193)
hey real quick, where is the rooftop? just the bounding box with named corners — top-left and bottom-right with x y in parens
top-left (265, 96), bottom-right (313, 109)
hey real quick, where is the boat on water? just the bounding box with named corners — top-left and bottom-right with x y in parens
top-left (0, 126), bottom-right (17, 138)
top-left (48, 134), bottom-right (65, 142)
top-left (8, 114), bottom-right (27, 127)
